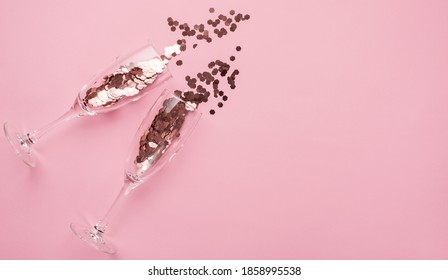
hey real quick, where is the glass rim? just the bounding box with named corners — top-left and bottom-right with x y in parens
top-left (162, 90), bottom-right (203, 114)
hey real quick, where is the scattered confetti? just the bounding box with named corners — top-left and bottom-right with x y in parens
top-left (160, 8), bottom-right (250, 116)
top-left (165, 8), bottom-right (250, 52)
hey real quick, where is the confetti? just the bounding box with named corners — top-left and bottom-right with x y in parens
top-left (83, 57), bottom-right (165, 108)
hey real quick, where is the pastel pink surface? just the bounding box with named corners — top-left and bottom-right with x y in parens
top-left (1, 0), bottom-right (448, 259)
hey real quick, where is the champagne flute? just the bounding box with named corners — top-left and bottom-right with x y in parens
top-left (70, 89), bottom-right (201, 254)
top-left (4, 43), bottom-right (171, 167)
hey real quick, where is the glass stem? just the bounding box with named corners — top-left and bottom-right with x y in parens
top-left (94, 176), bottom-right (141, 234)
top-left (27, 107), bottom-right (84, 144)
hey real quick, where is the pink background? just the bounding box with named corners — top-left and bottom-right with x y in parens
top-left (1, 0), bottom-right (448, 259)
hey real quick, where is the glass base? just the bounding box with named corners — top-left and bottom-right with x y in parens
top-left (3, 122), bottom-right (36, 167)
top-left (70, 223), bottom-right (116, 254)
